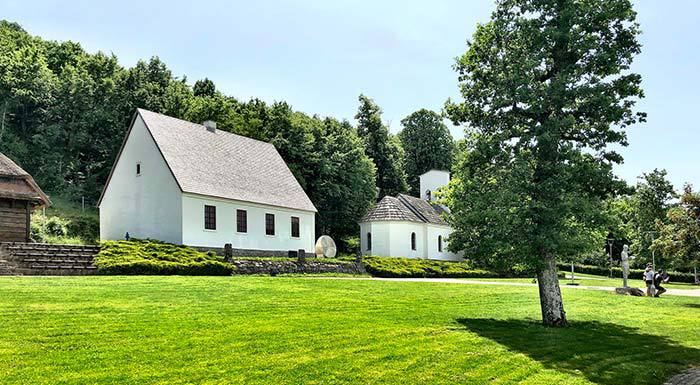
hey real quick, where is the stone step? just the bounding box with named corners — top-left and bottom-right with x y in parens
top-left (21, 257), bottom-right (94, 263)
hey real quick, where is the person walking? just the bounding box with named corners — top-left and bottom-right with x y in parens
top-left (654, 270), bottom-right (669, 297)
top-left (644, 264), bottom-right (655, 297)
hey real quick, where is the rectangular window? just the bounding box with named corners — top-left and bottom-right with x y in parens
top-left (236, 209), bottom-right (247, 233)
top-left (136, 163), bottom-right (141, 176)
top-left (265, 213), bottom-right (275, 236)
top-left (204, 205), bottom-right (216, 230)
top-left (291, 216), bottom-right (300, 238)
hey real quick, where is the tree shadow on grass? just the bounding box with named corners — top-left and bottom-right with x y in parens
top-left (683, 303), bottom-right (700, 309)
top-left (456, 318), bottom-right (700, 385)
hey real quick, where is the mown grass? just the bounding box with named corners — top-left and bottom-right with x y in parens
top-left (0, 276), bottom-right (698, 384)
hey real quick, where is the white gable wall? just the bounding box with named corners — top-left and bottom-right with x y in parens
top-left (181, 194), bottom-right (315, 252)
top-left (360, 220), bottom-right (462, 261)
top-left (419, 170), bottom-right (450, 201)
top-left (99, 115), bottom-right (183, 243)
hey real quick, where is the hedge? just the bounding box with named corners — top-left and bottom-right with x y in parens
top-left (362, 256), bottom-right (498, 278)
top-left (558, 263), bottom-right (698, 284)
top-left (95, 239), bottom-right (234, 276)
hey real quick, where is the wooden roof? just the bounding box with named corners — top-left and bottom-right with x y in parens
top-left (0, 153), bottom-right (50, 207)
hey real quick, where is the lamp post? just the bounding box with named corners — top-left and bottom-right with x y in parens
top-left (607, 237), bottom-right (614, 278)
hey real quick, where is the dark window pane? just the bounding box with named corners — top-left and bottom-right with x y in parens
top-left (265, 213), bottom-right (275, 236)
top-left (291, 216), bottom-right (300, 238)
top-left (136, 163), bottom-right (141, 175)
top-left (204, 205), bottom-right (216, 230)
top-left (411, 232), bottom-right (416, 250)
top-left (367, 232), bottom-right (372, 251)
top-left (236, 210), bottom-right (247, 233)
top-left (438, 235), bottom-right (442, 252)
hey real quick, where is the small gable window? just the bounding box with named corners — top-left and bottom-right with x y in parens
top-left (438, 235), bottom-right (443, 252)
top-left (367, 232), bottom-right (372, 251)
top-left (236, 209), bottom-right (247, 233)
top-left (411, 232), bottom-right (416, 251)
top-left (136, 163), bottom-right (142, 176)
top-left (204, 205), bottom-right (217, 230)
top-left (265, 213), bottom-right (275, 236)
top-left (291, 216), bottom-right (300, 238)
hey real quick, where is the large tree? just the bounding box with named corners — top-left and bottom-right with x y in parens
top-left (355, 94), bottom-right (407, 198)
top-left (653, 185), bottom-right (700, 283)
top-left (398, 109), bottom-right (455, 196)
top-left (629, 169), bottom-right (677, 265)
top-left (445, 0), bottom-right (645, 326)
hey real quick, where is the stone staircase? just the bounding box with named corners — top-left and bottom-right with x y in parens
top-left (0, 242), bottom-right (100, 275)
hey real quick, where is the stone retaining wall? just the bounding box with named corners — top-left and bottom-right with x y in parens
top-left (231, 259), bottom-right (365, 275)
top-left (194, 246), bottom-right (315, 258)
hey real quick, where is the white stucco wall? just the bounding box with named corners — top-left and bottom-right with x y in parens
top-left (419, 170), bottom-right (450, 201)
top-left (99, 115), bottom-right (183, 243)
top-left (360, 220), bottom-right (462, 261)
top-left (181, 193), bottom-right (315, 252)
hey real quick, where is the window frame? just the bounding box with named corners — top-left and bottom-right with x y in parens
top-left (204, 205), bottom-right (217, 230)
top-left (265, 213), bottom-right (275, 236)
top-left (290, 216), bottom-right (300, 238)
top-left (236, 209), bottom-right (247, 233)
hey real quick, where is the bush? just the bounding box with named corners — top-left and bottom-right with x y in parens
top-left (557, 263), bottom-right (698, 284)
top-left (362, 256), bottom-right (498, 278)
top-left (95, 239), bottom-right (234, 276)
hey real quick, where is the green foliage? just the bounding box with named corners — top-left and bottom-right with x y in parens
top-left (355, 94), bottom-right (407, 198)
top-left (0, 21), bottom-right (377, 249)
top-left (445, 0), bottom-right (645, 268)
top-left (398, 109), bottom-right (455, 196)
top-left (95, 239), bottom-right (234, 276)
top-left (557, 263), bottom-right (698, 284)
top-left (629, 169), bottom-right (677, 262)
top-left (362, 256), bottom-right (497, 278)
top-left (653, 184), bottom-right (700, 282)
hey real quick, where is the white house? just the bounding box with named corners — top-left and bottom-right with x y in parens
top-left (98, 109), bottom-right (317, 255)
top-left (359, 170), bottom-right (462, 261)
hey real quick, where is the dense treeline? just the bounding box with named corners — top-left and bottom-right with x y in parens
top-left (0, 20), bottom-right (457, 249)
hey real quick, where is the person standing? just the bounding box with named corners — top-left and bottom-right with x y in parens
top-left (644, 265), bottom-right (655, 297)
top-left (654, 270), bottom-right (669, 297)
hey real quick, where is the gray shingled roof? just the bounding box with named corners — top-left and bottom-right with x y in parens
top-left (121, 109), bottom-right (316, 212)
top-left (360, 193), bottom-right (448, 225)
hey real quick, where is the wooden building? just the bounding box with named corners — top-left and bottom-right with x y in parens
top-left (0, 153), bottom-right (50, 243)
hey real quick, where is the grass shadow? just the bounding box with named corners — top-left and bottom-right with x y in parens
top-left (684, 303), bottom-right (700, 309)
top-left (457, 318), bottom-right (700, 385)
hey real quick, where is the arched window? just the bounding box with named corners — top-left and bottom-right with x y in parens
top-left (438, 235), bottom-right (443, 252)
top-left (411, 232), bottom-right (416, 251)
top-left (367, 232), bottom-right (372, 251)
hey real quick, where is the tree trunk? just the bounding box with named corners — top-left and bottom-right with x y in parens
top-left (536, 253), bottom-right (568, 327)
top-left (694, 265), bottom-right (698, 285)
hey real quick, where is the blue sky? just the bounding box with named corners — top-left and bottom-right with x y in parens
top-left (3, 1), bottom-right (699, 189)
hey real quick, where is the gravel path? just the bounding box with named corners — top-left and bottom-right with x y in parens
top-left (318, 277), bottom-right (700, 297)
top-left (664, 368), bottom-right (700, 385)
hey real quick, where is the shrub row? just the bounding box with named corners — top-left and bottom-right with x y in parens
top-left (362, 256), bottom-right (498, 278)
top-left (558, 263), bottom-right (698, 284)
top-left (95, 239), bottom-right (234, 276)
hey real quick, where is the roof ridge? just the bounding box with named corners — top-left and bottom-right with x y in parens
top-left (137, 108), bottom-right (275, 148)
top-left (397, 194), bottom-right (429, 223)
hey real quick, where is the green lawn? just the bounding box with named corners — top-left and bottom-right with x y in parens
top-left (0, 276), bottom-right (698, 384)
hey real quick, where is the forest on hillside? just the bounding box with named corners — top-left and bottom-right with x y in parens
top-left (0, 20), bottom-right (455, 249)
